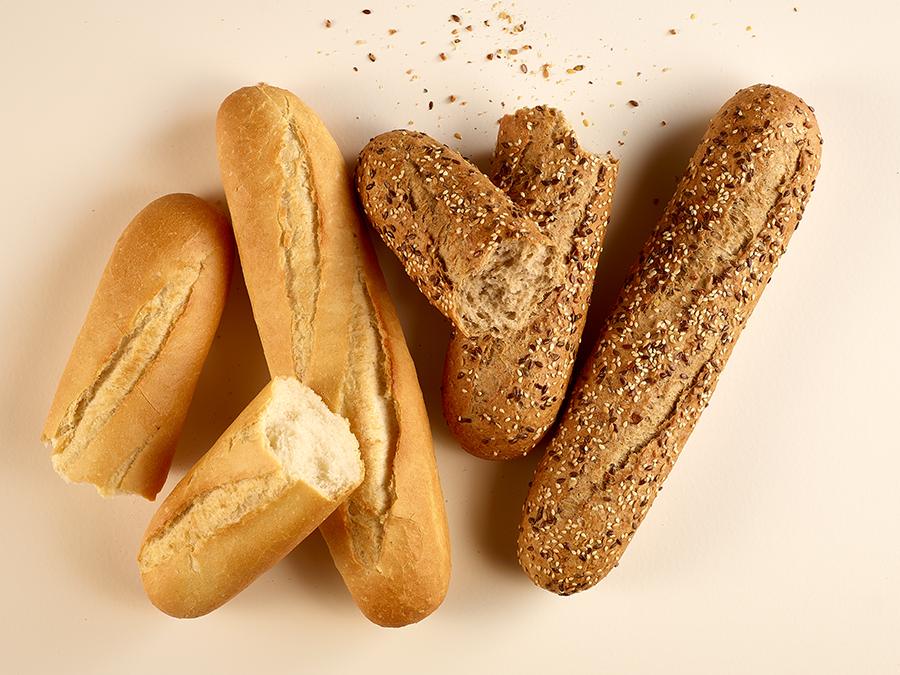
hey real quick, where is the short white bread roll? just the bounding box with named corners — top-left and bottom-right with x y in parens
top-left (216, 84), bottom-right (451, 627)
top-left (41, 194), bottom-right (234, 500)
top-left (138, 376), bottom-right (364, 619)
top-left (518, 84), bottom-right (823, 594)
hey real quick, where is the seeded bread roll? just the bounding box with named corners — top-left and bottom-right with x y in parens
top-left (139, 377), bottom-right (364, 618)
top-left (518, 84), bottom-right (823, 594)
top-left (441, 107), bottom-right (617, 459)
top-left (357, 129), bottom-right (566, 340)
top-left (41, 194), bottom-right (234, 500)
top-left (216, 84), bottom-right (450, 627)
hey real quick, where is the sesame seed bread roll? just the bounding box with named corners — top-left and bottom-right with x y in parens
top-left (518, 84), bottom-right (823, 594)
top-left (356, 129), bottom-right (566, 342)
top-left (41, 193), bottom-right (234, 500)
top-left (139, 377), bottom-right (364, 618)
top-left (442, 107), bottom-right (617, 459)
top-left (216, 84), bottom-right (450, 627)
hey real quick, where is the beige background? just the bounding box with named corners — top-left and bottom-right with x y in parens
top-left (2, 0), bottom-right (897, 672)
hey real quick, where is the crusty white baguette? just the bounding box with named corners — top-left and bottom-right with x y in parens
top-left (216, 83), bottom-right (450, 627)
top-left (41, 193), bottom-right (234, 500)
top-left (518, 84), bottom-right (823, 594)
top-left (441, 107), bottom-right (617, 459)
top-left (138, 376), bottom-right (364, 618)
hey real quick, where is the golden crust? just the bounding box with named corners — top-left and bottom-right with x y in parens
top-left (217, 84), bottom-right (450, 626)
top-left (518, 84), bottom-right (823, 594)
top-left (317, 221), bottom-right (451, 627)
top-left (139, 378), bottom-right (364, 619)
top-left (41, 193), bottom-right (234, 500)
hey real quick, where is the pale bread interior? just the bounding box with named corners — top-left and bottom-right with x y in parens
top-left (265, 377), bottom-right (362, 498)
top-left (456, 238), bottom-right (560, 335)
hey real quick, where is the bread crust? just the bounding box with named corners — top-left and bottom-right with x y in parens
top-left (442, 107), bottom-right (618, 459)
top-left (41, 193), bottom-right (234, 500)
top-left (518, 84), bottom-right (823, 594)
top-left (216, 84), bottom-right (450, 627)
top-left (138, 377), bottom-right (364, 618)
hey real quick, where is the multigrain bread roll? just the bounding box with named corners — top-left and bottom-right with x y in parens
top-left (441, 107), bottom-right (617, 459)
top-left (216, 84), bottom-right (450, 627)
top-left (357, 130), bottom-right (565, 341)
top-left (518, 84), bottom-right (823, 594)
top-left (41, 194), bottom-right (233, 500)
top-left (139, 377), bottom-right (364, 618)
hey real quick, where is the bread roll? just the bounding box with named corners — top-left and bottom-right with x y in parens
top-left (357, 129), bottom-right (566, 340)
top-left (518, 84), bottom-right (823, 594)
top-left (41, 193), bottom-right (233, 500)
top-left (216, 84), bottom-right (450, 627)
top-left (138, 376), bottom-right (364, 618)
top-left (441, 107), bottom-right (617, 459)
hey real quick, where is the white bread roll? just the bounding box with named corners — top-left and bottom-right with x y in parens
top-left (138, 376), bottom-right (364, 618)
top-left (216, 84), bottom-right (451, 627)
top-left (41, 194), bottom-right (234, 500)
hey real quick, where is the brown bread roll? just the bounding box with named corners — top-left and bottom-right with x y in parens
top-left (41, 193), bottom-right (234, 500)
top-left (442, 106), bottom-right (617, 459)
top-left (139, 376), bottom-right (364, 618)
top-left (518, 84), bottom-right (823, 594)
top-left (356, 129), bottom-right (564, 339)
top-left (216, 83), bottom-right (450, 627)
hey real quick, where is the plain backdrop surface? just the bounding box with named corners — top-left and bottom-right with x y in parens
top-left (2, 1), bottom-right (898, 673)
